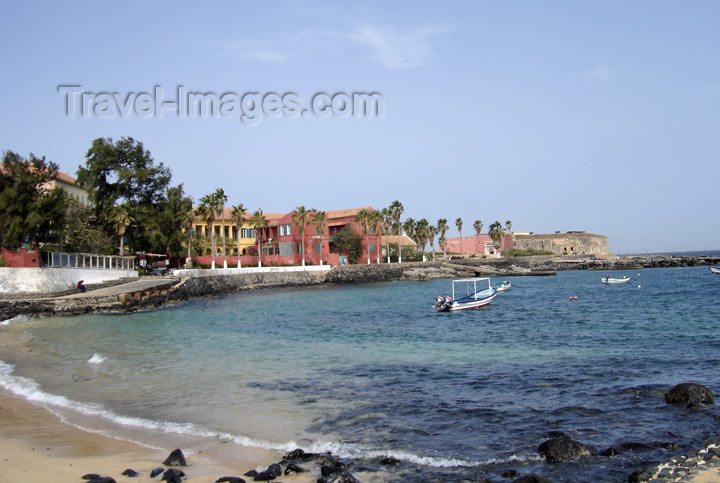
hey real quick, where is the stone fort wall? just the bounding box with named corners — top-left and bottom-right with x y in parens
top-left (513, 233), bottom-right (609, 255)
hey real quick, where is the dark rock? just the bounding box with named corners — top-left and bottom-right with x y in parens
top-left (87, 478), bottom-right (116, 483)
top-left (620, 442), bottom-right (654, 451)
top-left (317, 470), bottom-right (361, 483)
top-left (82, 475), bottom-right (102, 480)
top-left (266, 463), bottom-right (282, 477)
top-left (150, 468), bottom-right (164, 478)
top-left (513, 475), bottom-right (552, 483)
top-left (121, 469), bottom-right (139, 477)
top-left (283, 463), bottom-right (307, 475)
top-left (321, 466), bottom-right (344, 477)
top-left (282, 448), bottom-right (305, 460)
top-left (161, 469), bottom-right (185, 483)
top-left (162, 448), bottom-right (188, 466)
top-left (627, 469), bottom-right (652, 482)
top-left (335, 459), bottom-right (352, 468)
top-left (243, 470), bottom-right (258, 477)
top-left (538, 435), bottom-right (591, 462)
top-left (316, 453), bottom-right (338, 467)
top-left (252, 471), bottom-right (275, 481)
top-left (379, 457), bottom-right (399, 466)
top-left (600, 446), bottom-right (620, 457)
top-left (665, 383), bottom-right (714, 404)
top-left (502, 469), bottom-right (518, 477)
top-left (216, 477), bottom-right (246, 483)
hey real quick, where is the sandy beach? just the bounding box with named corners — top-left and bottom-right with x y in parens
top-left (4, 389), bottom-right (720, 482)
top-left (0, 393), bottom-right (317, 483)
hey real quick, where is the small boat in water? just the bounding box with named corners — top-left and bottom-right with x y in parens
top-left (433, 277), bottom-right (497, 312)
top-left (601, 275), bottom-right (630, 284)
top-left (495, 281), bottom-right (511, 292)
top-left (710, 267), bottom-right (720, 274)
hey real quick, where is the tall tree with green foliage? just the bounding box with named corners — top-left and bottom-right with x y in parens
top-left (182, 209), bottom-right (195, 267)
top-left (196, 194), bottom-right (217, 268)
top-left (389, 200), bottom-right (404, 263)
top-left (292, 205), bottom-right (312, 266)
top-left (455, 218), bottom-right (464, 255)
top-left (381, 208), bottom-right (393, 263)
top-left (112, 203), bottom-right (134, 256)
top-left (250, 209), bottom-right (268, 267)
top-left (354, 209), bottom-right (374, 264)
top-left (231, 203), bottom-right (247, 267)
top-left (312, 211), bottom-right (327, 266)
top-left (370, 210), bottom-right (383, 263)
top-left (332, 226), bottom-right (363, 264)
top-left (150, 184), bottom-right (193, 260)
top-left (415, 218), bottom-right (430, 260)
top-left (0, 151), bottom-right (67, 248)
top-left (473, 220), bottom-right (484, 256)
top-left (436, 218), bottom-right (449, 259)
top-left (213, 188), bottom-right (228, 268)
top-left (76, 137), bottom-right (171, 252)
top-left (489, 221), bottom-right (504, 252)
top-left (428, 224), bottom-right (437, 260)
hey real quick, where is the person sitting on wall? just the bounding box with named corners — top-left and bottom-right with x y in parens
top-left (77, 280), bottom-right (86, 292)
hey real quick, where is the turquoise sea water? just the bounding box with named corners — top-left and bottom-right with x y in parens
top-left (1, 266), bottom-right (720, 481)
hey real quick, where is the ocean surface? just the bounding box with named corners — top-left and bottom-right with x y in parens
top-left (1, 266), bottom-right (720, 482)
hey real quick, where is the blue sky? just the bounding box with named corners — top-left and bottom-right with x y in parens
top-left (1, 1), bottom-right (718, 253)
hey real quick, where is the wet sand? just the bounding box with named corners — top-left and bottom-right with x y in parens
top-left (0, 393), bottom-right (316, 483)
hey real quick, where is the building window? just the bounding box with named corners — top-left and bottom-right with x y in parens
top-left (241, 228), bottom-right (255, 238)
top-left (297, 243), bottom-right (302, 254)
top-left (316, 243), bottom-right (321, 253)
top-left (279, 224), bottom-right (292, 236)
top-left (224, 227), bottom-right (230, 238)
top-left (369, 242), bottom-right (375, 253)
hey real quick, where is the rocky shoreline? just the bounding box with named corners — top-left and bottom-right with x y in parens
top-left (1, 254), bottom-right (718, 322)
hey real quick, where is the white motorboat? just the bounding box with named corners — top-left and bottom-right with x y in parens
top-left (495, 281), bottom-right (511, 292)
top-left (710, 267), bottom-right (720, 274)
top-left (433, 277), bottom-right (497, 312)
top-left (601, 275), bottom-right (630, 284)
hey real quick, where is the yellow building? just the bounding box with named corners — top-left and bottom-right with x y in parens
top-left (190, 208), bottom-right (284, 255)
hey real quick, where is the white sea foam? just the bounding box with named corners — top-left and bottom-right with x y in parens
top-left (87, 353), bottom-right (106, 364)
top-left (0, 314), bottom-right (34, 325)
top-left (0, 359), bottom-right (526, 468)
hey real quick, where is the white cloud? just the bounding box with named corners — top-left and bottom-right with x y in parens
top-left (347, 25), bottom-right (448, 70)
top-left (215, 24), bottom-right (448, 70)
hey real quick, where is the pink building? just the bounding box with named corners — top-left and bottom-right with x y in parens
top-left (443, 234), bottom-right (513, 257)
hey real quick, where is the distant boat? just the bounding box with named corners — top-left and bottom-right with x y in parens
top-left (710, 267), bottom-right (720, 274)
top-left (495, 281), bottom-right (512, 292)
top-left (601, 275), bottom-right (630, 284)
top-left (433, 277), bottom-right (497, 312)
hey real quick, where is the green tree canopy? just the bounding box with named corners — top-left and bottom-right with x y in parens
top-left (332, 226), bottom-right (363, 264)
top-left (77, 137), bottom-right (171, 252)
top-left (0, 151), bottom-right (67, 248)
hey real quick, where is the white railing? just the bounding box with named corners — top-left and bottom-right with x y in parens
top-left (42, 251), bottom-right (136, 271)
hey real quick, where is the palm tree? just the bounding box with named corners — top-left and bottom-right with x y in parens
top-left (403, 218), bottom-right (416, 246)
top-left (112, 203), bottom-right (134, 257)
top-left (505, 220), bottom-right (512, 234)
top-left (488, 221), bottom-right (504, 255)
top-left (381, 208), bottom-right (393, 263)
top-left (354, 209), bottom-right (373, 264)
top-left (213, 188), bottom-right (228, 268)
top-left (250, 209), bottom-right (268, 267)
top-left (415, 218), bottom-right (430, 261)
top-left (312, 211), bottom-right (327, 265)
top-left (370, 210), bottom-right (383, 263)
top-left (182, 209), bottom-right (195, 267)
top-left (473, 220), bottom-right (484, 256)
top-left (196, 194), bottom-right (217, 268)
top-left (231, 203), bottom-right (247, 268)
top-left (455, 218), bottom-right (463, 255)
top-left (428, 224), bottom-right (437, 260)
top-left (389, 200), bottom-right (404, 263)
top-left (436, 218), bottom-right (448, 259)
top-left (292, 206), bottom-right (312, 267)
